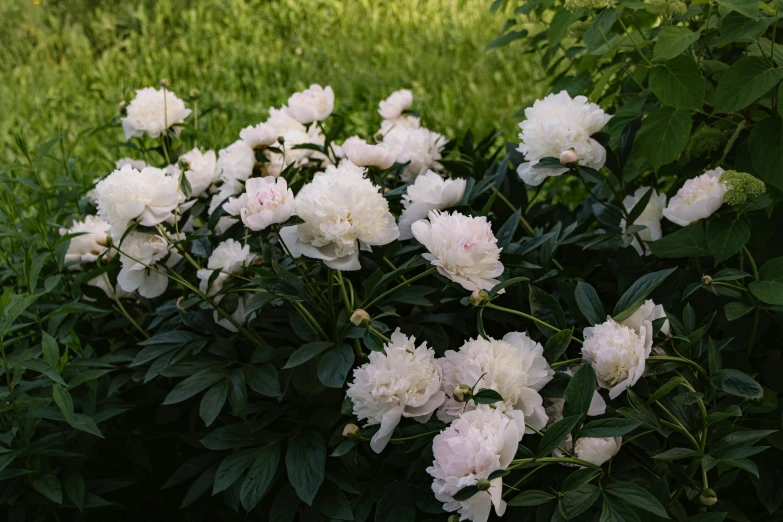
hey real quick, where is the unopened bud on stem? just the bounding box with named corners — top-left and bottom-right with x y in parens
top-left (470, 290), bottom-right (489, 307)
top-left (701, 275), bottom-right (713, 286)
top-left (177, 158), bottom-right (191, 171)
top-left (453, 384), bottom-right (472, 403)
top-left (159, 79), bottom-right (170, 89)
top-left (699, 488), bottom-right (717, 506)
top-left (189, 89), bottom-right (201, 100)
top-left (560, 149), bottom-right (579, 168)
top-left (342, 423), bottom-right (360, 439)
top-left (350, 309), bottom-right (371, 327)
top-left (477, 478), bottom-right (491, 491)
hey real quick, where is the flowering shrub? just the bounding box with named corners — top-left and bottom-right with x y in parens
top-left (1, 4), bottom-right (782, 515)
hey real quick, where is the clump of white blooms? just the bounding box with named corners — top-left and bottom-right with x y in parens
top-left (279, 165), bottom-right (399, 270)
top-left (239, 122), bottom-right (277, 148)
top-left (346, 329), bottom-right (445, 453)
top-left (121, 87), bottom-right (191, 140)
top-left (620, 187), bottom-right (667, 256)
top-left (438, 332), bottom-right (554, 430)
top-left (116, 232), bottom-right (181, 298)
top-left (285, 84), bottom-right (335, 124)
top-left (381, 126), bottom-right (446, 181)
top-left (94, 164), bottom-right (183, 236)
top-left (196, 239), bottom-right (255, 331)
top-left (516, 91), bottom-right (611, 186)
top-left (411, 210), bottom-right (504, 292)
top-left (555, 435), bottom-right (622, 467)
top-left (378, 89), bottom-right (413, 120)
top-left (663, 167), bottom-right (726, 226)
top-left (342, 136), bottom-right (395, 169)
top-left (263, 107), bottom-right (327, 177)
top-left (427, 406), bottom-right (522, 522)
top-left (59, 215), bottom-right (111, 264)
top-left (398, 171), bottom-right (467, 240)
top-left (582, 299), bottom-right (666, 399)
top-left (233, 177), bottom-right (295, 231)
top-left (216, 140), bottom-right (256, 196)
top-left (179, 148), bottom-right (219, 198)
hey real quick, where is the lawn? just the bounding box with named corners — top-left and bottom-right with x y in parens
top-left (0, 0), bottom-right (543, 166)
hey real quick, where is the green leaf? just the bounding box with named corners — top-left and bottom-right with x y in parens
top-left (375, 482), bottom-right (415, 522)
top-left (710, 369), bottom-right (763, 398)
top-left (716, 0), bottom-right (759, 19)
top-left (213, 448), bottom-right (257, 494)
top-left (487, 29), bottom-right (528, 50)
top-left (52, 384), bottom-right (75, 426)
top-left (563, 364), bottom-right (597, 419)
top-left (30, 473), bottom-right (63, 504)
top-left (544, 329), bottom-right (573, 363)
top-left (199, 380), bottom-right (228, 427)
top-left (653, 447), bottom-right (703, 460)
top-left (473, 388), bottom-right (505, 405)
top-left (650, 56), bottom-right (705, 109)
top-left (713, 429), bottom-right (776, 453)
top-left (648, 376), bottom-right (686, 403)
top-left (529, 285), bottom-right (566, 337)
top-left (724, 301), bottom-right (753, 321)
top-left (163, 368), bottom-right (225, 405)
top-left (636, 107), bottom-right (692, 170)
top-left (286, 431), bottom-right (326, 505)
top-left (584, 9), bottom-right (617, 54)
top-left (575, 281), bottom-right (605, 326)
top-left (749, 117), bottom-right (783, 192)
top-left (613, 267), bottom-right (677, 320)
top-left (718, 12), bottom-right (772, 46)
top-left (64, 474), bottom-right (85, 512)
top-left (240, 443), bottom-right (280, 512)
top-left (604, 481), bottom-right (669, 518)
top-left (41, 332), bottom-right (59, 367)
top-left (245, 363), bottom-right (281, 397)
top-left (580, 418), bottom-right (640, 437)
top-left (714, 57), bottom-right (783, 113)
top-left (452, 485), bottom-right (480, 501)
top-left (654, 27), bottom-right (701, 61)
top-left (560, 484), bottom-right (601, 519)
top-left (706, 215), bottom-right (751, 265)
top-left (496, 208), bottom-right (521, 248)
top-left (317, 344), bottom-right (355, 388)
top-left (320, 482), bottom-right (354, 520)
top-left (508, 489), bottom-right (556, 506)
top-left (650, 223), bottom-right (711, 258)
top-left (750, 256), bottom-right (783, 304)
top-left (282, 342), bottom-right (334, 369)
top-left (538, 415), bottom-right (581, 456)
top-left (17, 358), bottom-right (67, 386)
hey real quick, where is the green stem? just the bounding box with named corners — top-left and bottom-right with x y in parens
top-left (486, 303), bottom-right (583, 344)
top-left (291, 301), bottom-right (329, 340)
top-left (742, 246), bottom-right (759, 280)
top-left (551, 357), bottom-right (583, 369)
top-left (647, 355), bottom-right (707, 378)
top-left (502, 464), bottom-right (549, 499)
top-left (105, 274), bottom-right (149, 339)
top-left (362, 266), bottom-right (437, 309)
top-left (368, 326), bottom-right (391, 343)
top-left (655, 401), bottom-right (700, 450)
top-left (510, 456), bottom-right (600, 469)
top-left (336, 271), bottom-right (353, 316)
top-left (359, 430), bottom-right (441, 443)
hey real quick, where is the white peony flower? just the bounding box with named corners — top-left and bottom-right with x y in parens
top-left (620, 187), bottom-right (667, 256)
top-left (116, 232), bottom-right (181, 298)
top-left (217, 141), bottom-right (256, 195)
top-left (115, 157), bottom-right (148, 171)
top-left (196, 239), bottom-right (253, 295)
top-left (285, 84), bottom-right (335, 123)
top-left (239, 122), bottom-right (277, 148)
top-left (235, 177), bottom-right (295, 231)
top-left (341, 136), bottom-right (395, 169)
top-left (663, 167), bottom-right (726, 227)
top-left (382, 126), bottom-right (445, 181)
top-left (398, 171), bottom-right (467, 240)
top-left (179, 148), bottom-right (219, 197)
top-left (378, 89), bottom-right (413, 120)
top-left (346, 328), bottom-right (445, 453)
top-left (581, 301), bottom-right (665, 399)
top-left (279, 166), bottom-right (399, 270)
top-left (263, 108), bottom-right (327, 177)
top-left (516, 91), bottom-right (611, 186)
top-left (427, 406), bottom-right (523, 522)
top-left (438, 332), bottom-right (554, 431)
top-left (94, 165), bottom-right (182, 236)
top-left (379, 115), bottom-right (421, 134)
top-left (59, 215), bottom-right (111, 264)
top-left (554, 435), bottom-right (622, 467)
top-left (121, 87), bottom-right (191, 140)
top-left (411, 210), bottom-right (504, 292)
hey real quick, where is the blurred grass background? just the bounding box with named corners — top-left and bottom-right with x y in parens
top-left (0, 0), bottom-right (543, 164)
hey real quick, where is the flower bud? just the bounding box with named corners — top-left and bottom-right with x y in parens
top-left (159, 78), bottom-right (170, 89)
top-left (188, 89), bottom-right (201, 101)
top-left (699, 488), bottom-right (717, 506)
top-left (350, 309), bottom-right (371, 327)
top-left (448, 516), bottom-right (460, 522)
top-left (469, 290), bottom-right (489, 307)
top-left (177, 158), bottom-right (191, 171)
top-left (560, 149), bottom-right (579, 168)
top-left (342, 423), bottom-right (360, 439)
top-left (701, 275), bottom-right (713, 286)
top-left (476, 478), bottom-right (491, 491)
top-left (453, 384), bottom-right (472, 403)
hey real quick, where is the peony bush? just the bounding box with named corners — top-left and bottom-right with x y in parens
top-left (1, 1), bottom-right (783, 517)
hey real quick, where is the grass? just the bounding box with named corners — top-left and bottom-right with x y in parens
top-left (0, 0), bottom-right (543, 166)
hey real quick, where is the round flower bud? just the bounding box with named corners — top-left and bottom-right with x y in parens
top-left (350, 309), bottom-right (371, 327)
top-left (177, 158), bottom-right (191, 171)
top-left (188, 89), bottom-right (201, 101)
top-left (159, 78), bottom-right (170, 89)
top-left (342, 423), bottom-right (360, 439)
top-left (701, 275), bottom-right (713, 286)
top-left (560, 149), bottom-right (579, 168)
top-left (448, 516), bottom-right (460, 522)
top-left (452, 384), bottom-right (472, 403)
top-left (469, 290), bottom-right (489, 307)
top-left (700, 488), bottom-right (718, 506)
top-left (476, 478), bottom-right (491, 491)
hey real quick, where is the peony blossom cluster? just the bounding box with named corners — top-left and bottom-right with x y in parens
top-left (196, 239), bottom-right (255, 331)
top-left (663, 167), bottom-right (726, 226)
top-left (398, 171), bottom-right (466, 239)
top-left (121, 87), bottom-right (191, 140)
